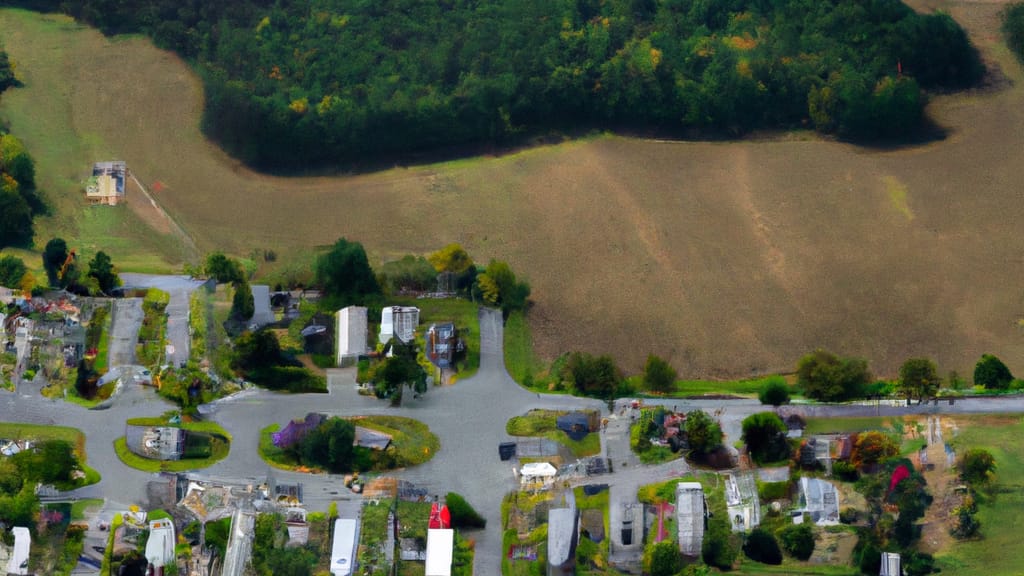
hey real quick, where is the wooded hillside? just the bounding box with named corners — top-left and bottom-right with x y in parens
top-left (20, 0), bottom-right (983, 170)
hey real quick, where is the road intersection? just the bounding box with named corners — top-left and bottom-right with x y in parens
top-left (3, 301), bottom-right (1024, 573)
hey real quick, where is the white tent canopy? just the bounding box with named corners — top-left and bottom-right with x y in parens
top-left (520, 462), bottom-right (557, 478)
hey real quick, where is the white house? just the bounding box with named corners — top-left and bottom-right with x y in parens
top-left (379, 306), bottom-right (419, 344)
top-left (336, 306), bottom-right (368, 366)
top-left (6, 526), bottom-right (29, 575)
top-left (331, 518), bottom-right (359, 576)
top-left (425, 528), bottom-right (454, 576)
top-left (145, 518), bottom-right (176, 570)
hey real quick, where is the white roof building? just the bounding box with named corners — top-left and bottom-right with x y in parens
top-left (331, 518), bottom-right (359, 576)
top-left (880, 551), bottom-right (902, 576)
top-left (676, 482), bottom-right (706, 557)
top-left (725, 472), bottom-right (761, 532)
top-left (6, 526), bottom-right (29, 575)
top-left (145, 518), bottom-right (176, 569)
top-left (380, 306), bottom-right (419, 344)
top-left (798, 477), bottom-right (840, 525)
top-left (249, 285), bottom-right (275, 328)
top-left (519, 462), bottom-right (557, 482)
top-left (425, 528), bottom-right (454, 576)
top-left (336, 306), bottom-right (368, 366)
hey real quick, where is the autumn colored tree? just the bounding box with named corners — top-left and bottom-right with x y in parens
top-left (897, 357), bottom-right (941, 403)
top-left (851, 431), bottom-right (899, 469)
top-left (476, 259), bottom-right (530, 316)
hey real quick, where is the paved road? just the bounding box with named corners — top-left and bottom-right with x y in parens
top-left (5, 298), bottom-right (1024, 574)
top-left (108, 298), bottom-right (143, 367)
top-left (120, 274), bottom-right (205, 368)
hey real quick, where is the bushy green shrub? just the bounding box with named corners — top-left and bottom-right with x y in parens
top-left (446, 492), bottom-right (486, 528)
top-left (974, 354), bottom-right (1013, 389)
top-left (758, 376), bottom-right (790, 406)
top-left (777, 524), bottom-right (815, 560)
top-left (744, 529), bottom-right (782, 565)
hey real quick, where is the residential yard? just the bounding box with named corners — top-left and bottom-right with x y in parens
top-left (259, 415), bottom-right (440, 472)
top-left (113, 415), bottom-right (231, 472)
top-left (803, 417), bottom-right (893, 436)
top-left (0, 422), bottom-right (101, 487)
top-left (136, 288), bottom-right (169, 367)
top-left (392, 296), bottom-right (480, 381)
top-left (506, 409), bottom-right (601, 458)
top-left (935, 415), bottom-right (1024, 575)
top-left (359, 501), bottom-right (391, 576)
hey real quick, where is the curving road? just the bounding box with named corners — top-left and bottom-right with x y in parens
top-left (3, 303), bottom-right (1024, 574)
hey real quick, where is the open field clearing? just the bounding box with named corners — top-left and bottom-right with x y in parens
top-left (2, 1), bottom-right (1024, 378)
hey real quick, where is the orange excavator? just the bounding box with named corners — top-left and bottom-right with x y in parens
top-left (57, 250), bottom-right (76, 281)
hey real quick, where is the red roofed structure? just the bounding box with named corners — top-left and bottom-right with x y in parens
top-left (429, 503), bottom-right (451, 529)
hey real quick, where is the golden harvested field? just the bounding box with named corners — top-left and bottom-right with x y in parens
top-left (1, 1), bottom-right (1023, 377)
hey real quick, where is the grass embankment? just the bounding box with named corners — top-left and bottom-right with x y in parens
top-left (92, 304), bottom-right (112, 375)
top-left (803, 417), bottom-right (892, 436)
top-left (114, 416), bottom-right (231, 472)
top-left (0, 422), bottom-right (101, 487)
top-left (936, 415), bottom-right (1024, 575)
top-left (189, 288), bottom-right (207, 363)
top-left (506, 409), bottom-right (600, 458)
top-left (259, 415), bottom-right (440, 472)
top-left (136, 288), bottom-right (169, 367)
top-left (0, 10), bottom-right (189, 272)
top-left (504, 311), bottom-right (544, 386)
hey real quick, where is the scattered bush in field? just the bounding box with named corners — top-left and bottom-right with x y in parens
top-left (959, 448), bottom-right (996, 485)
top-left (974, 354), bottom-right (1013, 389)
top-left (643, 354), bottom-right (677, 393)
top-left (777, 523), bottom-right (815, 560)
top-left (743, 528), bottom-right (782, 565)
top-left (759, 376), bottom-right (790, 406)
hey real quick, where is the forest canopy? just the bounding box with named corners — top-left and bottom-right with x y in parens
top-left (24, 0), bottom-right (984, 170)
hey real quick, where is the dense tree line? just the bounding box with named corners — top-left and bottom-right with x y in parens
top-left (1006, 3), bottom-right (1024, 63)
top-left (19, 0), bottom-right (983, 170)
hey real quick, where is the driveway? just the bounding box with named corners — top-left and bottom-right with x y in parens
top-left (108, 298), bottom-right (143, 368)
top-left (120, 274), bottom-right (206, 368)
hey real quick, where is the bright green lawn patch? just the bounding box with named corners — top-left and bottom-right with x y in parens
top-left (353, 415), bottom-right (440, 467)
top-left (628, 375), bottom-right (782, 398)
top-left (937, 415), bottom-right (1024, 575)
top-left (504, 310), bottom-right (544, 386)
top-left (803, 417), bottom-right (892, 435)
top-left (71, 498), bottom-right (104, 521)
top-left (391, 296), bottom-right (480, 381)
top-left (93, 308), bottom-right (112, 374)
top-left (735, 560), bottom-right (859, 575)
top-left (506, 409), bottom-right (600, 458)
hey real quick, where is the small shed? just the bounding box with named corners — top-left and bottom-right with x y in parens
top-left (520, 462), bottom-right (557, 482)
top-left (336, 306), bottom-right (368, 367)
top-left (85, 161), bottom-right (126, 206)
top-left (249, 285), bottom-right (275, 328)
top-left (676, 482), bottom-right (706, 557)
top-left (425, 528), bottom-right (454, 576)
top-left (380, 306), bottom-right (419, 344)
top-left (145, 518), bottom-right (176, 570)
top-left (879, 551), bottom-right (901, 576)
top-left (354, 426), bottom-right (392, 451)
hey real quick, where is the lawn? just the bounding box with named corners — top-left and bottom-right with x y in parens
top-left (504, 311), bottom-right (544, 386)
top-left (71, 498), bottom-right (104, 521)
top-left (506, 409), bottom-right (601, 458)
top-left (259, 415), bottom-right (440, 472)
top-left (359, 500), bottom-right (392, 576)
top-left (936, 415), bottom-right (1024, 575)
top-left (0, 422), bottom-right (101, 487)
top-left (391, 296), bottom-right (480, 381)
top-left (114, 416), bottom-right (231, 472)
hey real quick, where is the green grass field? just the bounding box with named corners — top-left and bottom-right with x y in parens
top-left (506, 409), bottom-right (601, 458)
top-left (937, 416), bottom-right (1024, 575)
top-left (803, 417), bottom-right (893, 436)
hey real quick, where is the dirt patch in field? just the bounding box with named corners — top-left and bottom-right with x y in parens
top-left (2, 2), bottom-right (1024, 377)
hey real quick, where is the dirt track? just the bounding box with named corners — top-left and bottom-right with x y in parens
top-left (1, 1), bottom-right (1023, 378)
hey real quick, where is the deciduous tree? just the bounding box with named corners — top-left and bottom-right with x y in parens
top-left (897, 357), bottom-right (940, 403)
top-left (959, 448), bottom-right (995, 485)
top-left (797, 349), bottom-right (871, 402)
top-left (0, 189), bottom-right (31, 249)
top-left (642, 354), bottom-right (677, 393)
top-left (87, 250), bottom-right (121, 294)
top-left (205, 252), bottom-right (244, 284)
top-left (759, 376), bottom-right (791, 406)
top-left (973, 354), bottom-right (1013, 389)
top-left (851, 431), bottom-right (898, 469)
top-left (42, 237), bottom-right (68, 287)
top-left (0, 254), bottom-right (26, 288)
top-left (685, 410), bottom-right (723, 456)
top-left (741, 412), bottom-right (789, 464)
top-left (315, 238), bottom-right (380, 303)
